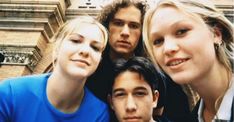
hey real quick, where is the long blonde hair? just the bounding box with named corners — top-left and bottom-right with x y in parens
top-left (143, 0), bottom-right (234, 114)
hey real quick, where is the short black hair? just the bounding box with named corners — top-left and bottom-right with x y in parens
top-left (109, 56), bottom-right (166, 108)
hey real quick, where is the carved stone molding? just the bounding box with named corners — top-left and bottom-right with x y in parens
top-left (0, 1), bottom-right (67, 42)
top-left (65, 0), bottom-right (103, 19)
top-left (0, 46), bottom-right (42, 71)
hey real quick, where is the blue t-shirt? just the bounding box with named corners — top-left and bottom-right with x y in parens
top-left (0, 74), bottom-right (109, 122)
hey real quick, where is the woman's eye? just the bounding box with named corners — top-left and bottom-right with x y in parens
top-left (70, 39), bottom-right (81, 43)
top-left (176, 28), bottom-right (188, 36)
top-left (91, 46), bottom-right (101, 52)
top-left (153, 38), bottom-right (164, 46)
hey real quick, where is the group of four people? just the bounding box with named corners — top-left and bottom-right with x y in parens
top-left (0, 0), bottom-right (233, 122)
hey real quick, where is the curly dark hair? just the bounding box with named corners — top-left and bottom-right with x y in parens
top-left (98, 0), bottom-right (148, 56)
top-left (98, 0), bottom-right (147, 29)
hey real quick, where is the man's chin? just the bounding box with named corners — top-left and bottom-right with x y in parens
top-left (110, 48), bottom-right (134, 59)
top-left (115, 48), bottom-right (131, 54)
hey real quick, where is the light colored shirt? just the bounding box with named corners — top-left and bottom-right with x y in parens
top-left (198, 74), bottom-right (234, 122)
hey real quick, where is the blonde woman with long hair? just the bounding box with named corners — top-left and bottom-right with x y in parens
top-left (143, 0), bottom-right (233, 121)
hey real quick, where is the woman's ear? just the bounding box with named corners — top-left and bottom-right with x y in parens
top-left (152, 90), bottom-right (159, 108)
top-left (212, 23), bottom-right (223, 45)
top-left (108, 94), bottom-right (114, 110)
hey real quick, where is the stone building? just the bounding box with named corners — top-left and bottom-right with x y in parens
top-left (0, 0), bottom-right (233, 80)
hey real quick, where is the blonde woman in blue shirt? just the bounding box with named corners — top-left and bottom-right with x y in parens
top-left (0, 16), bottom-right (109, 122)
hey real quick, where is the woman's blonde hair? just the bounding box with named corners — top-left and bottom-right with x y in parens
top-left (143, 0), bottom-right (234, 73)
top-left (52, 16), bottom-right (109, 66)
top-left (143, 0), bottom-right (234, 114)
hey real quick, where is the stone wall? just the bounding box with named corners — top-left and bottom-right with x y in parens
top-left (0, 0), bottom-right (68, 80)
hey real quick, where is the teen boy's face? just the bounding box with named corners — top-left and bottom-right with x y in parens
top-left (110, 71), bottom-right (158, 122)
top-left (109, 5), bottom-right (141, 56)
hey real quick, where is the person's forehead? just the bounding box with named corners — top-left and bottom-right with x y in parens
top-left (113, 71), bottom-right (152, 90)
top-left (113, 5), bottom-right (142, 23)
top-left (73, 23), bottom-right (104, 43)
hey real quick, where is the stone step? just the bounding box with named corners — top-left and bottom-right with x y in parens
top-left (0, 17), bottom-right (54, 41)
top-left (65, 9), bottom-right (100, 19)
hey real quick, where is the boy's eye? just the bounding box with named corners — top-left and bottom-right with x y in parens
top-left (134, 91), bottom-right (147, 97)
top-left (129, 23), bottom-right (140, 29)
top-left (112, 20), bottom-right (124, 27)
top-left (113, 92), bottom-right (126, 98)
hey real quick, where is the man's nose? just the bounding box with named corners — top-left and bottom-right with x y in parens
top-left (126, 95), bottom-right (137, 112)
top-left (120, 24), bottom-right (130, 38)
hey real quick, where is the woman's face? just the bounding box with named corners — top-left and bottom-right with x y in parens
top-left (56, 23), bottom-right (105, 78)
top-left (148, 6), bottom-right (221, 84)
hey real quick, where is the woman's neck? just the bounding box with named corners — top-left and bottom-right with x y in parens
top-left (46, 69), bottom-right (86, 113)
top-left (191, 64), bottom-right (230, 117)
top-left (203, 107), bottom-right (216, 122)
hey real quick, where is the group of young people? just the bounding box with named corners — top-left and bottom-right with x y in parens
top-left (0, 0), bottom-right (233, 122)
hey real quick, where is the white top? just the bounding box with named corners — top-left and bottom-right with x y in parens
top-left (198, 75), bottom-right (234, 122)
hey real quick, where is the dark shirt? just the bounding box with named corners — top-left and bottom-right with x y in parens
top-left (86, 53), bottom-right (118, 121)
top-left (86, 53), bottom-right (114, 103)
top-left (163, 77), bottom-right (197, 122)
top-left (86, 53), bottom-right (196, 122)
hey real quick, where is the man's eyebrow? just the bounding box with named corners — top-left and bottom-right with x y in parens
top-left (111, 18), bottom-right (123, 22)
top-left (112, 18), bottom-right (141, 24)
top-left (112, 88), bottom-right (125, 94)
top-left (134, 86), bottom-right (148, 91)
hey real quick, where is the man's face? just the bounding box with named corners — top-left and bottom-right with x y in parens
top-left (108, 5), bottom-right (141, 56)
top-left (110, 71), bottom-right (158, 122)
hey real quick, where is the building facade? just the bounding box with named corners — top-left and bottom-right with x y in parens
top-left (0, 0), bottom-right (233, 80)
